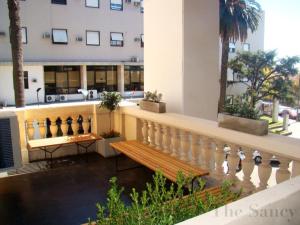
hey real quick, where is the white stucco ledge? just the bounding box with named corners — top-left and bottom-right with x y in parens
top-left (177, 176), bottom-right (300, 225)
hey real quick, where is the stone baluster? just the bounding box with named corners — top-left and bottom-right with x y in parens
top-left (201, 137), bottom-right (213, 171)
top-left (276, 156), bottom-right (292, 184)
top-left (191, 134), bottom-right (201, 166)
top-left (241, 147), bottom-right (255, 194)
top-left (170, 127), bottom-right (180, 157)
top-left (60, 116), bottom-right (68, 136)
top-left (227, 144), bottom-right (240, 182)
top-left (180, 131), bottom-right (190, 162)
top-left (26, 120), bottom-right (34, 140)
top-left (257, 152), bottom-right (272, 191)
top-left (148, 121), bottom-right (155, 147)
top-left (214, 140), bottom-right (226, 180)
top-left (82, 115), bottom-right (90, 134)
top-left (141, 120), bottom-right (149, 145)
top-left (49, 117), bottom-right (57, 137)
top-left (154, 123), bottom-right (163, 150)
top-left (292, 160), bottom-right (300, 178)
top-left (162, 125), bottom-right (171, 154)
top-left (39, 119), bottom-right (46, 139)
top-left (72, 116), bottom-right (79, 135)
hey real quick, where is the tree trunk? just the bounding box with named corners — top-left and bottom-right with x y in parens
top-left (218, 35), bottom-right (230, 113)
top-left (7, 0), bottom-right (25, 108)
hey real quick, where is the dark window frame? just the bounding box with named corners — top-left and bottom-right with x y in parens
top-left (44, 66), bottom-right (81, 95)
top-left (21, 27), bottom-right (27, 44)
top-left (110, 0), bottom-right (123, 11)
top-left (110, 32), bottom-right (124, 47)
top-left (52, 28), bottom-right (68, 45)
top-left (51, 0), bottom-right (67, 5)
top-left (124, 65), bottom-right (144, 92)
top-left (24, 71), bottom-right (29, 89)
top-left (85, 0), bottom-right (99, 8)
top-left (86, 30), bottom-right (100, 46)
top-left (141, 34), bottom-right (144, 48)
top-left (87, 66), bottom-right (118, 92)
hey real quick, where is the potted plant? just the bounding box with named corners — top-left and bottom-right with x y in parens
top-left (218, 97), bottom-right (269, 136)
top-left (139, 90), bottom-right (166, 113)
top-left (98, 91), bottom-right (123, 157)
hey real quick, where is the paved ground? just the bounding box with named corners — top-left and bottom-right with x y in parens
top-left (0, 153), bottom-right (154, 225)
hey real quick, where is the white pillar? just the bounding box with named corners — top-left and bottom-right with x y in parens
top-left (144, 0), bottom-right (219, 120)
top-left (283, 112), bottom-right (289, 131)
top-left (118, 65), bottom-right (125, 96)
top-left (80, 65), bottom-right (87, 90)
top-left (272, 98), bottom-right (279, 123)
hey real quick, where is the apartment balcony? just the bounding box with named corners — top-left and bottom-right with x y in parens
top-left (0, 101), bottom-right (300, 224)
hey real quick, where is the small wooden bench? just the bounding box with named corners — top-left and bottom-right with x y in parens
top-left (110, 140), bottom-right (209, 184)
top-left (27, 133), bottom-right (102, 167)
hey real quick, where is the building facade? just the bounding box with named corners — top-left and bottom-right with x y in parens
top-left (0, 0), bottom-right (144, 106)
top-left (225, 12), bottom-right (265, 102)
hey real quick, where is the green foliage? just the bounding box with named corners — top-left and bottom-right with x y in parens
top-left (224, 97), bottom-right (259, 120)
top-left (89, 171), bottom-right (239, 225)
top-left (144, 90), bottom-right (163, 103)
top-left (229, 50), bottom-right (299, 107)
top-left (99, 92), bottom-right (122, 112)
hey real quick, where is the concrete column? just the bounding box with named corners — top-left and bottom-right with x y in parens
top-left (144, 0), bottom-right (219, 120)
top-left (80, 65), bottom-right (87, 90)
top-left (272, 98), bottom-right (279, 123)
top-left (118, 65), bottom-right (125, 96)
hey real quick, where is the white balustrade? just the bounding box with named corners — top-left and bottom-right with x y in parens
top-left (257, 152), bottom-right (273, 191)
top-left (292, 160), bottom-right (300, 178)
top-left (154, 123), bottom-right (163, 150)
top-left (276, 156), bottom-right (292, 184)
top-left (214, 141), bottom-right (225, 180)
top-left (241, 147), bottom-right (255, 193)
top-left (227, 144), bottom-right (240, 183)
top-left (191, 134), bottom-right (201, 166)
top-left (141, 120), bottom-right (149, 145)
top-left (201, 137), bottom-right (213, 171)
top-left (170, 127), bottom-right (180, 157)
top-left (180, 131), bottom-right (190, 161)
top-left (162, 125), bottom-right (171, 154)
top-left (148, 121), bottom-right (156, 147)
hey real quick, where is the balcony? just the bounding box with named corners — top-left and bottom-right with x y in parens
top-left (0, 101), bottom-right (300, 224)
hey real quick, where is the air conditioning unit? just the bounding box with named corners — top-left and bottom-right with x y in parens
top-left (59, 95), bottom-right (68, 102)
top-left (134, 37), bottom-right (141, 42)
top-left (131, 56), bottom-right (139, 62)
top-left (0, 112), bottom-right (22, 172)
top-left (42, 32), bottom-right (51, 39)
top-left (88, 90), bottom-right (98, 100)
top-left (76, 36), bottom-right (83, 42)
top-left (46, 95), bottom-right (56, 103)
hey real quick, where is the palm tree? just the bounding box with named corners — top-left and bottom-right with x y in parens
top-left (7, 0), bottom-right (25, 107)
top-left (218, 0), bottom-right (261, 112)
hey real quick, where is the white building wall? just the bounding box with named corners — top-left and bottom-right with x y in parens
top-left (0, 65), bottom-right (44, 106)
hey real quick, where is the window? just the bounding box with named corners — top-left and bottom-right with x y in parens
top-left (44, 66), bottom-right (81, 95)
top-left (141, 34), bottom-right (144, 48)
top-left (124, 65), bottom-right (144, 91)
top-left (87, 66), bottom-right (118, 92)
top-left (86, 0), bottom-right (99, 8)
top-left (52, 29), bottom-right (68, 44)
top-left (51, 0), bottom-right (67, 5)
top-left (24, 71), bottom-right (29, 89)
top-left (110, 32), bottom-right (123, 47)
top-left (86, 31), bottom-right (100, 46)
top-left (243, 43), bottom-right (250, 52)
top-left (140, 0), bottom-right (144, 13)
top-left (21, 27), bottom-right (27, 44)
top-left (110, 0), bottom-right (123, 11)
top-left (229, 42), bottom-right (235, 53)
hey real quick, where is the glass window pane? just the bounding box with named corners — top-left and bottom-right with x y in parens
top-left (243, 43), bottom-right (250, 51)
top-left (87, 71), bottom-right (95, 86)
top-left (45, 72), bottom-right (55, 83)
top-left (68, 71), bottom-right (80, 88)
top-left (111, 32), bottom-right (123, 41)
top-left (131, 71), bottom-right (140, 83)
top-left (107, 70), bottom-right (117, 85)
top-left (124, 71), bottom-right (130, 85)
top-left (86, 31), bottom-right (100, 45)
top-left (56, 72), bottom-right (68, 88)
top-left (52, 29), bottom-right (68, 44)
top-left (111, 0), bottom-right (122, 10)
top-left (86, 0), bottom-right (99, 7)
top-left (96, 71), bottom-right (106, 83)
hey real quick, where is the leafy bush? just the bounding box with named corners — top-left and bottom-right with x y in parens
top-left (100, 92), bottom-right (122, 112)
top-left (88, 171), bottom-right (239, 225)
top-left (144, 90), bottom-right (163, 103)
top-left (224, 97), bottom-right (259, 120)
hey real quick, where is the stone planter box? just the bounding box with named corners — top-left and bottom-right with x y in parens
top-left (139, 100), bottom-right (166, 113)
top-left (97, 136), bottom-right (124, 158)
top-left (218, 113), bottom-right (268, 136)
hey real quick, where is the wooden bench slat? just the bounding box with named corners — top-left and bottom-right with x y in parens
top-left (110, 140), bottom-right (209, 183)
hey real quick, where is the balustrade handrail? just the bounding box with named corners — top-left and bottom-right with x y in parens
top-left (120, 106), bottom-right (300, 161)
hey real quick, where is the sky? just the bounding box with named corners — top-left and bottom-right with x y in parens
top-left (257, 0), bottom-right (300, 60)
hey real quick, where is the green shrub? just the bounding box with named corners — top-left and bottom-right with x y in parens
top-left (224, 97), bottom-right (259, 120)
top-left (88, 172), bottom-right (239, 225)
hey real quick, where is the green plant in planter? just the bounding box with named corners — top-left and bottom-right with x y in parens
top-left (144, 90), bottom-right (163, 103)
top-left (99, 91), bottom-right (122, 138)
top-left (88, 171), bottom-right (240, 225)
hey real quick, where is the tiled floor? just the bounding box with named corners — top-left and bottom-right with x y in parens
top-left (0, 153), bottom-right (154, 225)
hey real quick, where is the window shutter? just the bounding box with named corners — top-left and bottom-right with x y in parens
top-left (0, 119), bottom-right (14, 169)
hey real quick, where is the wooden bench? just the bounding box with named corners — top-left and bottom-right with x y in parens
top-left (110, 140), bottom-right (209, 184)
top-left (27, 133), bottom-right (102, 167)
